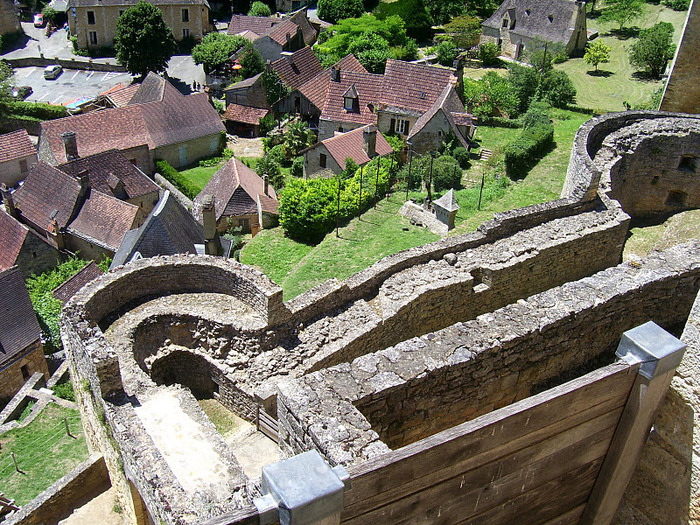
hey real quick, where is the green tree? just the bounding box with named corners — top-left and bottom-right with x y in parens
top-left (192, 33), bottom-right (247, 74)
top-left (115, 1), bottom-right (176, 77)
top-left (600, 0), bottom-right (646, 31)
top-left (463, 72), bottom-right (519, 119)
top-left (262, 68), bottom-right (290, 105)
top-left (318, 0), bottom-right (364, 24)
top-left (444, 16), bottom-right (482, 49)
top-left (478, 42), bottom-right (500, 66)
top-left (539, 70), bottom-right (576, 108)
top-left (436, 39), bottom-right (458, 66)
top-left (584, 40), bottom-right (612, 72)
top-left (41, 6), bottom-right (58, 24)
top-left (348, 32), bottom-right (391, 73)
top-left (248, 1), bottom-right (271, 16)
top-left (629, 22), bottom-right (676, 78)
top-left (424, 154), bottom-right (461, 192)
top-left (374, 0), bottom-right (434, 40)
top-left (282, 120), bottom-right (316, 159)
top-left (423, 0), bottom-right (465, 24)
top-left (0, 61), bottom-right (14, 102)
top-left (239, 44), bottom-right (265, 78)
top-left (256, 154), bottom-right (284, 189)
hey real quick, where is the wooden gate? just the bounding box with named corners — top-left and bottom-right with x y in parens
top-left (256, 405), bottom-right (278, 443)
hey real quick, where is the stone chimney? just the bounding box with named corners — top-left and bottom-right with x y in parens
top-left (1, 184), bottom-right (17, 218)
top-left (331, 67), bottom-right (341, 82)
top-left (78, 169), bottom-right (91, 202)
top-left (61, 131), bottom-right (79, 161)
top-left (362, 126), bottom-right (377, 158)
top-left (201, 194), bottom-right (222, 256)
top-left (455, 57), bottom-right (465, 105)
top-left (263, 174), bottom-right (269, 196)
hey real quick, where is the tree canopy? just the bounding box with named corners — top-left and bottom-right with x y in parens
top-left (0, 62), bottom-right (14, 102)
top-left (443, 16), bottom-right (482, 49)
top-left (629, 22), bottom-right (676, 78)
top-left (318, 0), bottom-right (364, 24)
top-left (115, 0), bottom-right (177, 77)
top-left (192, 33), bottom-right (248, 74)
top-left (373, 0), bottom-right (434, 40)
top-left (600, 0), bottom-right (646, 31)
top-left (248, 1), bottom-right (271, 16)
top-left (584, 40), bottom-right (611, 72)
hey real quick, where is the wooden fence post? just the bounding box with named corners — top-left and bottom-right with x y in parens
top-left (580, 321), bottom-right (687, 525)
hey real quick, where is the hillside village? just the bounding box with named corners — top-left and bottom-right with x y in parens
top-left (0, 0), bottom-right (699, 523)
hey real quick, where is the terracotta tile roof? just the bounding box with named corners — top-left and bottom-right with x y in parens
top-left (40, 74), bottom-right (224, 165)
top-left (452, 113), bottom-right (475, 126)
top-left (57, 149), bottom-right (159, 200)
top-left (270, 47), bottom-right (323, 90)
top-left (296, 55), bottom-right (367, 110)
top-left (227, 14), bottom-right (280, 36)
top-left (52, 261), bottom-right (104, 304)
top-left (193, 157), bottom-right (278, 221)
top-left (379, 60), bottom-right (458, 115)
top-left (13, 162), bottom-right (82, 230)
top-left (237, 30), bottom-right (259, 41)
top-left (319, 70), bottom-right (383, 126)
top-left (318, 125), bottom-right (394, 170)
top-left (0, 130), bottom-right (35, 164)
top-left (266, 18), bottom-right (301, 45)
top-left (67, 189), bottom-right (139, 251)
top-left (0, 266), bottom-right (41, 369)
top-left (0, 210), bottom-right (29, 272)
top-left (102, 83), bottom-right (139, 107)
top-left (111, 191), bottom-right (204, 267)
top-left (285, 9), bottom-right (317, 46)
top-left (222, 104), bottom-right (270, 125)
top-left (68, 0), bottom-right (210, 7)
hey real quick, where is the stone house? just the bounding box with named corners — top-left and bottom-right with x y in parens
top-left (302, 124), bottom-right (394, 178)
top-left (193, 157), bottom-right (279, 236)
top-left (275, 57), bottom-right (476, 152)
top-left (66, 0), bottom-right (213, 50)
top-left (481, 0), bottom-right (588, 59)
top-left (224, 73), bottom-right (270, 109)
top-left (0, 266), bottom-right (49, 405)
top-left (227, 9), bottom-right (317, 62)
top-left (275, 0), bottom-right (310, 12)
top-left (0, 130), bottom-right (37, 189)
top-left (222, 104), bottom-right (271, 137)
top-left (38, 73), bottom-right (225, 174)
top-left (270, 46), bottom-right (323, 92)
top-left (0, 0), bottom-right (20, 37)
top-left (9, 162), bottom-right (141, 260)
top-left (0, 209), bottom-right (62, 278)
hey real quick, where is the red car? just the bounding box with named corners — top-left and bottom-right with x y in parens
top-left (33, 13), bottom-right (44, 27)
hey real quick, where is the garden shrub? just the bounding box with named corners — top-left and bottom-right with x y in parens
top-left (291, 156), bottom-right (304, 178)
top-left (453, 147), bottom-right (470, 168)
top-left (503, 104), bottom-right (554, 179)
top-left (1, 101), bottom-right (68, 120)
top-left (155, 159), bottom-right (199, 199)
top-left (53, 382), bottom-right (75, 401)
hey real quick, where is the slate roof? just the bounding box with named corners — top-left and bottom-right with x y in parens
top-left (52, 261), bottom-right (104, 304)
top-left (193, 157), bottom-right (278, 222)
top-left (314, 125), bottom-right (394, 170)
top-left (68, 0), bottom-right (209, 8)
top-left (0, 266), bottom-right (42, 369)
top-left (67, 189), bottom-right (139, 251)
top-left (0, 130), bottom-right (35, 164)
top-left (379, 60), bottom-right (458, 115)
top-left (270, 46), bottom-right (323, 90)
top-left (482, 0), bottom-right (581, 45)
top-left (0, 210), bottom-right (29, 272)
top-left (57, 149), bottom-right (159, 200)
top-left (40, 73), bottom-right (224, 165)
top-left (433, 188), bottom-right (459, 212)
top-left (222, 104), bottom-right (270, 125)
top-left (111, 191), bottom-right (204, 268)
top-left (227, 14), bottom-right (281, 37)
top-left (13, 162), bottom-right (82, 230)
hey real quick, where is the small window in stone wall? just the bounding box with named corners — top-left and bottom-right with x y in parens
top-left (679, 155), bottom-right (697, 172)
top-left (320, 153), bottom-right (327, 168)
top-left (87, 11), bottom-right (95, 24)
top-left (19, 159), bottom-right (27, 173)
top-left (666, 190), bottom-right (687, 207)
top-left (21, 364), bottom-right (30, 380)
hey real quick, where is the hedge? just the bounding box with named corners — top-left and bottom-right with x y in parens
top-left (155, 159), bottom-right (199, 199)
top-left (1, 101), bottom-right (68, 120)
top-left (504, 121), bottom-right (554, 179)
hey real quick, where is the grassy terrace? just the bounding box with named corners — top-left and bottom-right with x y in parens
top-left (0, 404), bottom-right (88, 506)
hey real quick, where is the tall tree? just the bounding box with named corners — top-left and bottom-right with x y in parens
top-left (247, 1), bottom-right (271, 16)
top-left (0, 61), bottom-right (14, 102)
top-left (629, 22), bottom-right (676, 78)
top-left (600, 0), bottom-right (646, 31)
top-left (192, 33), bottom-right (247, 74)
top-left (584, 40), bottom-right (612, 72)
top-left (115, 1), bottom-right (177, 78)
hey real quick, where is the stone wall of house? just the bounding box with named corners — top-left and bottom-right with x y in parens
top-left (65, 233), bottom-right (114, 262)
top-left (121, 145), bottom-right (153, 176)
top-left (303, 143), bottom-right (342, 177)
top-left (155, 133), bottom-right (222, 170)
top-left (0, 343), bottom-right (49, 405)
top-left (317, 120), bottom-right (364, 142)
top-left (375, 111), bottom-right (418, 143)
top-left (660, 0), bottom-right (699, 114)
top-left (0, 0), bottom-right (20, 35)
top-left (0, 154), bottom-right (36, 188)
top-left (406, 110), bottom-right (452, 154)
top-left (14, 230), bottom-right (63, 279)
top-left (277, 241), bottom-right (700, 466)
top-left (253, 37), bottom-right (283, 62)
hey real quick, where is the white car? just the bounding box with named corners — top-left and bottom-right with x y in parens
top-left (43, 64), bottom-right (62, 80)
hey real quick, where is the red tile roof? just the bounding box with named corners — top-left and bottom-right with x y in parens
top-left (297, 54), bottom-right (368, 110)
top-left (57, 149), bottom-right (159, 200)
top-left (0, 130), bottom-right (35, 164)
top-left (13, 162), bottom-right (82, 230)
top-left (319, 70), bottom-right (383, 127)
top-left (0, 266), bottom-right (41, 369)
top-left (67, 189), bottom-right (139, 251)
top-left (52, 261), bottom-right (104, 304)
top-left (379, 60), bottom-right (458, 115)
top-left (193, 157), bottom-right (278, 221)
top-left (227, 14), bottom-right (280, 36)
top-left (0, 210), bottom-right (29, 272)
top-left (271, 47), bottom-right (323, 90)
top-left (222, 104), bottom-right (270, 125)
top-left (40, 73), bottom-right (224, 165)
top-left (319, 125), bottom-right (394, 170)
top-left (101, 83), bottom-right (139, 107)
top-left (266, 18), bottom-right (301, 45)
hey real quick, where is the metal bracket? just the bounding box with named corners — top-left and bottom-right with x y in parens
top-left (615, 321), bottom-right (686, 379)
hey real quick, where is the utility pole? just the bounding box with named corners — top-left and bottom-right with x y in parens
top-left (478, 171), bottom-right (485, 210)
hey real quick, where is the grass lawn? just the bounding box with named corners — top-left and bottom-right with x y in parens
top-left (178, 164), bottom-right (222, 194)
top-left (0, 404), bottom-right (88, 506)
top-left (198, 399), bottom-right (248, 437)
top-left (555, 4), bottom-right (688, 112)
top-left (623, 210), bottom-right (700, 261)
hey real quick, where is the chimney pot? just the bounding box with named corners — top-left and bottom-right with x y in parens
top-left (61, 131), bottom-right (79, 161)
top-left (331, 67), bottom-right (340, 82)
top-left (362, 126), bottom-right (377, 158)
top-left (1, 184), bottom-right (17, 218)
top-left (263, 174), bottom-right (269, 196)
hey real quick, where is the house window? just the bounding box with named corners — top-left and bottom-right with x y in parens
top-left (320, 153), bottom-right (327, 168)
top-left (182, 8), bottom-right (189, 22)
top-left (398, 119), bottom-right (410, 135)
top-left (21, 365), bottom-right (30, 380)
top-left (87, 11), bottom-right (95, 24)
top-left (19, 159), bottom-right (28, 173)
top-left (502, 18), bottom-right (508, 27)
top-left (548, 15), bottom-right (554, 23)
top-left (89, 31), bottom-right (98, 45)
top-left (344, 96), bottom-right (355, 111)
top-left (239, 218), bottom-right (250, 229)
top-left (183, 28), bottom-right (190, 38)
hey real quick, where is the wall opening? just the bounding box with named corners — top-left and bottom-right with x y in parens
top-left (678, 155), bottom-right (697, 172)
top-left (150, 351), bottom-right (220, 400)
top-left (666, 190), bottom-right (688, 207)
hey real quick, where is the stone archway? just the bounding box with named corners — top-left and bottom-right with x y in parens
top-left (149, 350), bottom-right (220, 400)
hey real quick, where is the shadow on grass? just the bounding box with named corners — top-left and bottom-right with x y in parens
top-left (586, 69), bottom-right (614, 77)
top-left (606, 27), bottom-right (640, 39)
top-left (631, 71), bottom-right (662, 82)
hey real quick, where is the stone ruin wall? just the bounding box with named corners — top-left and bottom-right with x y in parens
top-left (60, 111), bottom-right (700, 524)
top-left (276, 241), bottom-right (700, 465)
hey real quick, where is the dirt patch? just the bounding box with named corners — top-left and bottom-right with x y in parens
top-left (228, 137), bottom-right (264, 158)
top-left (58, 486), bottom-right (126, 525)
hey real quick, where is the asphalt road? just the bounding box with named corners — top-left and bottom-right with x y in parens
top-left (12, 67), bottom-right (133, 106)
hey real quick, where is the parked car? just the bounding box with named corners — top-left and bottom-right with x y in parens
top-left (43, 65), bottom-right (62, 80)
top-left (11, 86), bottom-right (33, 99)
top-left (33, 13), bottom-right (44, 27)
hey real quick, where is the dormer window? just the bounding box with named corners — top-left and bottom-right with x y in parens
top-left (344, 97), bottom-right (354, 110)
top-left (548, 15), bottom-right (554, 22)
top-left (502, 18), bottom-right (509, 27)
top-left (525, 9), bottom-right (530, 15)
top-left (420, 92), bottom-right (426, 99)
top-left (343, 84), bottom-right (359, 112)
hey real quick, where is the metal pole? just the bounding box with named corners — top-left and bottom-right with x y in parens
top-left (427, 154), bottom-right (434, 204)
top-left (358, 165), bottom-right (363, 218)
top-left (387, 155), bottom-right (394, 199)
top-left (11, 452), bottom-right (20, 473)
top-left (478, 171), bottom-right (485, 210)
top-left (336, 176), bottom-right (341, 237)
top-left (406, 149), bottom-right (413, 201)
top-left (374, 159), bottom-right (380, 209)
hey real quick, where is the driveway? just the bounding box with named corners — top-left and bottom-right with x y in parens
top-left (3, 22), bottom-right (76, 61)
top-left (12, 67), bottom-right (133, 105)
